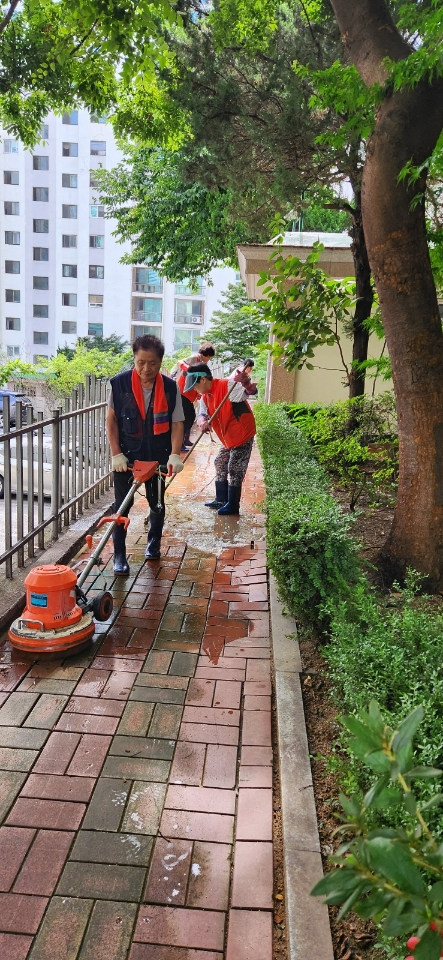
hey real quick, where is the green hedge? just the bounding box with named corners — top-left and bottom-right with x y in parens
top-left (255, 403), bottom-right (361, 623)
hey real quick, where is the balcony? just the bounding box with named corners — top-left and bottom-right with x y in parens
top-left (133, 282), bottom-right (163, 294)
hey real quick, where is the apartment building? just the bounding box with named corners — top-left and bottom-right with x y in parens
top-left (0, 110), bottom-right (237, 363)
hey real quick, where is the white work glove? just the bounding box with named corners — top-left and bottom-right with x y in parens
top-left (112, 453), bottom-right (129, 472)
top-left (197, 416), bottom-right (211, 434)
top-left (167, 454), bottom-right (184, 476)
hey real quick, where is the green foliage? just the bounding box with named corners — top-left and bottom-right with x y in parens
top-left (207, 283), bottom-right (269, 363)
top-left (312, 700), bottom-right (443, 950)
top-left (286, 394), bottom-right (398, 510)
top-left (258, 241), bottom-right (357, 384)
top-left (37, 342), bottom-right (131, 396)
top-left (58, 334), bottom-right (129, 360)
top-left (0, 359), bottom-right (36, 388)
top-left (0, 0), bottom-right (178, 145)
top-left (255, 402), bottom-right (361, 624)
top-left (94, 148), bottom-right (250, 282)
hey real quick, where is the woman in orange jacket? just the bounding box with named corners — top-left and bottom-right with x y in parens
top-left (185, 362), bottom-right (256, 515)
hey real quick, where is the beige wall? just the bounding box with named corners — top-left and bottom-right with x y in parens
top-left (237, 241), bottom-right (393, 405)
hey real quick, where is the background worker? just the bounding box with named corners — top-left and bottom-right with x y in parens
top-left (228, 358), bottom-right (258, 397)
top-left (107, 334), bottom-right (184, 574)
top-left (171, 343), bottom-right (216, 450)
top-left (185, 362), bottom-right (256, 515)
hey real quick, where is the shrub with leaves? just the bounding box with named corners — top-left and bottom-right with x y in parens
top-left (255, 402), bottom-right (361, 624)
top-left (312, 701), bottom-right (443, 960)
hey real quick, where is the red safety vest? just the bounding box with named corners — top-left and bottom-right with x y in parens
top-left (204, 379), bottom-right (256, 450)
top-left (177, 361), bottom-right (198, 403)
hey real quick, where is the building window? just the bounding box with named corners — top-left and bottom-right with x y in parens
top-left (88, 322), bottom-right (103, 336)
top-left (33, 219), bottom-right (49, 233)
top-left (4, 140), bottom-right (18, 154)
top-left (62, 264), bottom-right (77, 278)
top-left (33, 187), bottom-right (49, 201)
top-left (7, 346), bottom-right (20, 357)
top-left (90, 204), bottom-right (105, 218)
top-left (5, 232), bottom-right (20, 244)
top-left (40, 124), bottom-right (49, 140)
top-left (89, 173), bottom-right (98, 188)
top-left (33, 276), bottom-right (49, 290)
top-left (134, 267), bottom-right (162, 294)
top-left (62, 173), bottom-right (78, 188)
top-left (33, 305), bottom-right (49, 318)
top-left (90, 140), bottom-right (106, 156)
top-left (5, 289), bottom-right (20, 302)
top-left (62, 235), bottom-right (77, 248)
top-left (89, 294), bottom-right (103, 307)
top-left (132, 325), bottom-right (163, 340)
top-left (175, 278), bottom-right (205, 295)
top-left (33, 331), bottom-right (49, 344)
top-left (62, 293), bottom-right (77, 306)
top-left (33, 247), bottom-right (49, 261)
top-left (5, 260), bottom-right (20, 274)
top-left (62, 204), bottom-right (77, 219)
top-left (174, 299), bottom-right (204, 324)
top-left (62, 142), bottom-right (78, 157)
top-left (62, 111), bottom-right (78, 125)
top-left (6, 318), bottom-right (20, 331)
top-left (173, 329), bottom-right (202, 353)
top-left (133, 298), bottom-right (162, 323)
top-left (33, 156), bottom-right (49, 170)
top-left (33, 354), bottom-right (48, 363)
top-left (62, 321), bottom-right (77, 335)
top-left (4, 201), bottom-right (19, 215)
top-left (89, 235), bottom-right (104, 248)
top-left (89, 265), bottom-right (104, 279)
top-left (4, 171), bottom-right (19, 185)
top-left (90, 114), bottom-right (106, 123)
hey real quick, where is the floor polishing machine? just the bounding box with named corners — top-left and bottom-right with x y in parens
top-left (8, 460), bottom-right (160, 658)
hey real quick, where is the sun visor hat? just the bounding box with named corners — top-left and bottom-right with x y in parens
top-left (184, 371), bottom-right (207, 392)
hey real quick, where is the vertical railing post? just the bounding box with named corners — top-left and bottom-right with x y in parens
top-left (77, 383), bottom-right (84, 515)
top-left (84, 377), bottom-right (91, 509)
top-left (71, 388), bottom-right (78, 521)
top-left (63, 396), bottom-right (70, 526)
top-left (37, 411), bottom-right (44, 550)
top-left (51, 408), bottom-right (60, 541)
top-left (3, 396), bottom-right (12, 579)
top-left (27, 405), bottom-right (35, 559)
top-left (16, 402), bottom-right (24, 568)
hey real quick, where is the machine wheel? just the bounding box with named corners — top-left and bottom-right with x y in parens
top-left (92, 590), bottom-right (113, 622)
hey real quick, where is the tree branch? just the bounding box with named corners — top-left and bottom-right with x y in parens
top-left (328, 0), bottom-right (411, 86)
top-left (0, 0), bottom-right (19, 36)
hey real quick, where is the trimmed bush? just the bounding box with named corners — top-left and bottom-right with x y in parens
top-left (255, 403), bottom-right (361, 623)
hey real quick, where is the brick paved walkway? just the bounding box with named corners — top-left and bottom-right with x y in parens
top-left (0, 439), bottom-right (275, 960)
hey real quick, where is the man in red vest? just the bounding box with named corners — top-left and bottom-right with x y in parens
top-left (185, 362), bottom-right (256, 515)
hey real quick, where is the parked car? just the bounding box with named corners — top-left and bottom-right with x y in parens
top-left (0, 390), bottom-right (32, 428)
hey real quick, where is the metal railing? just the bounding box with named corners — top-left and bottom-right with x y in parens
top-left (132, 282), bottom-right (163, 293)
top-left (0, 375), bottom-right (112, 578)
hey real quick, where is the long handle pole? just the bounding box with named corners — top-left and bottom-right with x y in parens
top-left (165, 368), bottom-right (247, 491)
top-left (77, 476), bottom-right (142, 588)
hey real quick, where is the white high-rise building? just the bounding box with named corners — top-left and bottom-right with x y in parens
top-left (0, 110), bottom-right (237, 363)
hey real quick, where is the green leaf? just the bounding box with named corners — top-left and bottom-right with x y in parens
top-left (366, 837), bottom-right (425, 896)
top-left (414, 928), bottom-right (442, 960)
top-left (429, 882), bottom-right (443, 903)
top-left (392, 707), bottom-right (424, 754)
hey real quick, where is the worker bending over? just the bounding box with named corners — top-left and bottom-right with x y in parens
top-left (171, 343), bottom-right (216, 450)
top-left (185, 362), bottom-right (256, 515)
top-left (107, 335), bottom-right (184, 574)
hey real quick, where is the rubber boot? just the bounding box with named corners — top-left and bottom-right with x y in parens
top-left (205, 480), bottom-right (228, 510)
top-left (145, 535), bottom-right (161, 560)
top-left (113, 525), bottom-right (129, 576)
top-left (145, 508), bottom-right (164, 560)
top-left (217, 484), bottom-right (242, 516)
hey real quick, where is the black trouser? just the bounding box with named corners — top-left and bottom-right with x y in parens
top-left (113, 467), bottom-right (165, 541)
top-left (182, 395), bottom-right (196, 436)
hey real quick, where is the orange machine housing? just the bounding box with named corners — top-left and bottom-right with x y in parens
top-left (9, 564), bottom-right (95, 655)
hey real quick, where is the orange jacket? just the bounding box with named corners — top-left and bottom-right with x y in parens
top-left (177, 361), bottom-right (198, 403)
top-left (203, 379), bottom-right (256, 449)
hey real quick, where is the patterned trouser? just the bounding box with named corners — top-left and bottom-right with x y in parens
top-left (214, 438), bottom-right (254, 487)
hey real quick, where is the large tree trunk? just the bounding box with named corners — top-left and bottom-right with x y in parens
top-left (329, 0), bottom-right (443, 588)
top-left (349, 194), bottom-right (373, 399)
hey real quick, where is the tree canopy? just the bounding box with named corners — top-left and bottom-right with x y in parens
top-left (207, 283), bottom-right (269, 363)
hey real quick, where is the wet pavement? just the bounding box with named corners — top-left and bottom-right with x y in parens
top-left (0, 435), bottom-right (275, 960)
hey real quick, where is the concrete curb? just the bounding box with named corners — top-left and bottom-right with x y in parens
top-left (270, 573), bottom-right (334, 960)
top-left (0, 491), bottom-right (114, 636)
